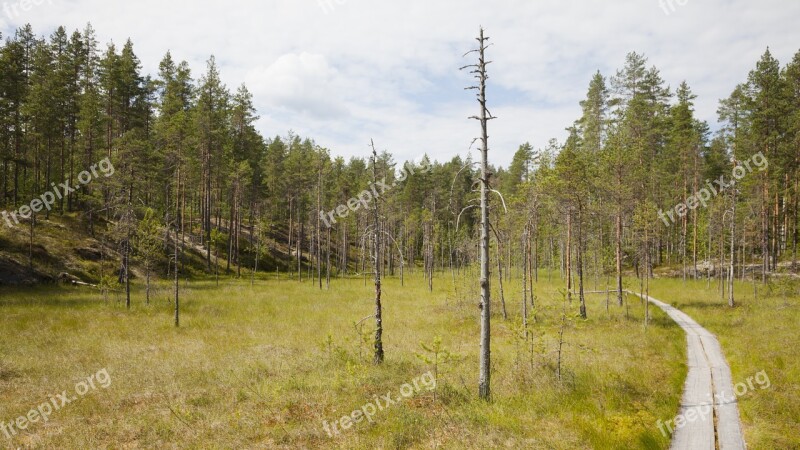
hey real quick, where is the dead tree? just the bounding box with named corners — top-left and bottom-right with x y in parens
top-left (370, 142), bottom-right (385, 365)
top-left (728, 161), bottom-right (737, 308)
top-left (462, 27), bottom-right (495, 401)
top-left (566, 210), bottom-right (573, 303)
top-left (491, 226), bottom-right (508, 320)
top-left (522, 225), bottom-right (529, 336)
top-left (577, 206), bottom-right (587, 319)
top-left (317, 168), bottom-right (323, 290)
top-left (173, 157), bottom-right (183, 327)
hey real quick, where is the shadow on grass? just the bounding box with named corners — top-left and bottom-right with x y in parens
top-left (0, 296), bottom-right (105, 308)
top-left (673, 301), bottom-right (735, 310)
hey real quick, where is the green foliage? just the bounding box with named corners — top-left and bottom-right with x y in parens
top-left (416, 336), bottom-right (459, 373)
top-left (136, 208), bottom-right (162, 267)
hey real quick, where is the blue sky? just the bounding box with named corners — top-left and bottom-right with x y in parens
top-left (2, 0), bottom-right (799, 167)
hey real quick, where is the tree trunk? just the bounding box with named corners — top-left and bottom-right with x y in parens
top-left (496, 235), bottom-right (507, 320)
top-left (253, 225), bottom-right (259, 286)
top-left (317, 170), bottom-right (323, 290)
top-left (174, 165), bottom-right (181, 328)
top-left (577, 207), bottom-right (586, 319)
top-left (146, 269), bottom-right (150, 305)
top-left (729, 176), bottom-right (737, 308)
top-left (522, 226), bottom-right (528, 337)
top-left (528, 221), bottom-right (534, 307)
top-left (371, 144), bottom-right (384, 365)
top-left (326, 226), bottom-right (331, 289)
top-left (793, 176), bottom-right (798, 271)
top-left (125, 226), bottom-right (131, 310)
top-left (227, 187), bottom-right (235, 273)
top-left (469, 28), bottom-right (492, 401)
top-left (566, 211), bottom-right (573, 303)
top-left (616, 211), bottom-right (623, 305)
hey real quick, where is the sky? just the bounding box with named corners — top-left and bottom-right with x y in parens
top-left (2, 0), bottom-right (799, 168)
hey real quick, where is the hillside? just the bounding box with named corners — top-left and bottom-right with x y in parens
top-left (0, 214), bottom-right (299, 287)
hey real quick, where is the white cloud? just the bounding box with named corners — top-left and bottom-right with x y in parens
top-left (2, 0), bottom-right (799, 167)
top-left (246, 52), bottom-right (348, 119)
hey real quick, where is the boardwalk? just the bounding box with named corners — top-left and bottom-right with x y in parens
top-left (629, 292), bottom-right (747, 450)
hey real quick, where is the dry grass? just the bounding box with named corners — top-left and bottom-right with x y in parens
top-left (1, 270), bottom-right (688, 449)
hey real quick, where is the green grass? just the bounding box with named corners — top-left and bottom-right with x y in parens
top-left (2, 271), bottom-right (688, 449)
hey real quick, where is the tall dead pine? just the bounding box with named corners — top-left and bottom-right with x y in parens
top-left (370, 142), bottom-right (385, 365)
top-left (462, 27), bottom-right (495, 401)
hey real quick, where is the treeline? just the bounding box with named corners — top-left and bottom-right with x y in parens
top-left (1, 24), bottom-right (798, 309)
top-left (499, 49), bottom-right (799, 314)
top-left (0, 23), bottom-right (480, 290)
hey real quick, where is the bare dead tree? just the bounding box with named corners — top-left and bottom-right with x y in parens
top-left (462, 26), bottom-right (495, 401)
top-left (728, 166), bottom-right (737, 308)
top-left (173, 163), bottom-right (181, 327)
top-left (491, 225), bottom-right (508, 320)
top-left (370, 141), bottom-right (384, 365)
top-left (522, 224), bottom-right (529, 337)
top-left (317, 167), bottom-right (323, 290)
top-left (326, 225), bottom-right (331, 289)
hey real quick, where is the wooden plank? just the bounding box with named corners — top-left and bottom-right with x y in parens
top-left (628, 292), bottom-right (746, 449)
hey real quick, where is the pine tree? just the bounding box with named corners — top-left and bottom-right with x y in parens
top-left (195, 56), bottom-right (230, 271)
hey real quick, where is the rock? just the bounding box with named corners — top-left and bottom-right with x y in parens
top-left (0, 257), bottom-right (54, 286)
top-left (74, 246), bottom-right (103, 261)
